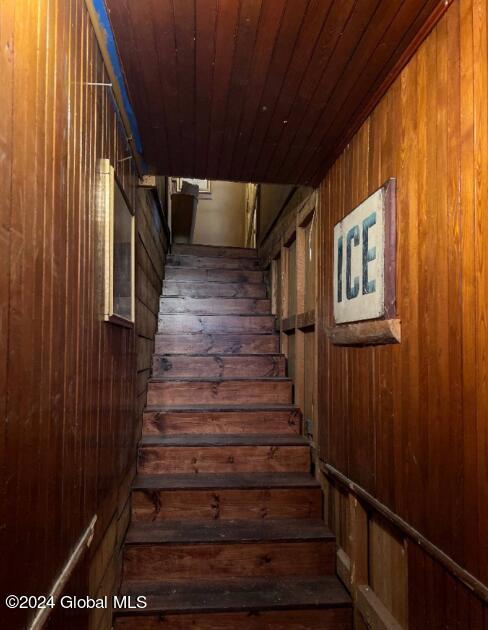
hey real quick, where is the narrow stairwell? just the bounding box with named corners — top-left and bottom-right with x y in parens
top-left (115, 244), bottom-right (352, 629)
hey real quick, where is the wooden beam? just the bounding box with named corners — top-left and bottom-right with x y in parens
top-left (348, 495), bottom-right (368, 587)
top-left (297, 310), bottom-right (315, 330)
top-left (327, 319), bottom-right (401, 346)
top-left (282, 315), bottom-right (296, 333)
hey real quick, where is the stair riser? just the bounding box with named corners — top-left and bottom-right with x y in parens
top-left (147, 381), bottom-right (292, 406)
top-left (143, 409), bottom-right (300, 435)
top-left (155, 334), bottom-right (279, 354)
top-left (165, 268), bottom-right (264, 283)
top-left (172, 244), bottom-right (257, 259)
top-left (163, 281), bottom-right (267, 298)
top-left (160, 297), bottom-right (270, 315)
top-left (132, 488), bottom-right (322, 521)
top-left (158, 314), bottom-right (275, 334)
top-left (123, 540), bottom-right (335, 581)
top-left (115, 609), bottom-right (352, 630)
top-left (167, 255), bottom-right (260, 270)
top-left (152, 355), bottom-right (285, 378)
top-left (138, 446), bottom-right (310, 474)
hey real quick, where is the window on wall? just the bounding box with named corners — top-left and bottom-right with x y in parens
top-left (98, 159), bottom-right (135, 325)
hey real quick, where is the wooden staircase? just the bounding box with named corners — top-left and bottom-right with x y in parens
top-left (115, 244), bottom-right (352, 629)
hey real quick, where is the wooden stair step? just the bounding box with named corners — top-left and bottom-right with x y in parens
top-left (117, 575), bottom-right (351, 615)
top-left (155, 333), bottom-right (279, 354)
top-left (171, 244), bottom-right (257, 259)
top-left (126, 518), bottom-right (334, 545)
top-left (143, 405), bottom-right (299, 434)
top-left (122, 519), bottom-right (336, 581)
top-left (140, 434), bottom-right (308, 447)
top-left (144, 403), bottom-right (299, 411)
top-left (147, 377), bottom-right (293, 406)
top-left (138, 434), bottom-right (310, 474)
top-left (117, 610), bottom-right (351, 629)
top-left (167, 254), bottom-right (261, 270)
top-left (115, 578), bottom-right (351, 629)
top-left (152, 353), bottom-right (286, 378)
top-left (162, 280), bottom-right (267, 298)
top-left (159, 296), bottom-right (270, 314)
top-left (115, 577), bottom-right (351, 628)
top-left (132, 473), bottom-right (322, 521)
top-left (158, 314), bottom-right (275, 334)
top-left (165, 267), bottom-right (264, 283)
top-left (133, 472), bottom-right (320, 490)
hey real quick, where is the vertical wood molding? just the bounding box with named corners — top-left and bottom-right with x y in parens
top-left (348, 495), bottom-right (368, 588)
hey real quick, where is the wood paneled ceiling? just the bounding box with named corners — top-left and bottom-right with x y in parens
top-left (105, 0), bottom-right (450, 186)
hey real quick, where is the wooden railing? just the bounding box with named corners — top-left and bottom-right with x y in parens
top-left (28, 516), bottom-right (97, 630)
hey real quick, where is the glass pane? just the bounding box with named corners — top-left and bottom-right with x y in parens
top-left (113, 183), bottom-right (133, 320)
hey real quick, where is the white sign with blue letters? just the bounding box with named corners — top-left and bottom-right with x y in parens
top-left (333, 188), bottom-right (386, 324)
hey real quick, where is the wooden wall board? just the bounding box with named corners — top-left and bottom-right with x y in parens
top-left (316, 0), bottom-right (488, 597)
top-left (105, 0), bottom-right (450, 185)
top-left (258, 0), bottom-right (488, 623)
top-left (0, 1), bottom-right (168, 627)
top-left (369, 515), bottom-right (408, 627)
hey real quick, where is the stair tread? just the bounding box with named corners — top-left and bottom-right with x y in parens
top-left (159, 313), bottom-right (273, 316)
top-left (133, 472), bottom-right (320, 490)
top-left (163, 279), bottom-right (264, 284)
top-left (165, 270), bottom-right (264, 283)
top-left (126, 518), bottom-right (334, 545)
top-left (140, 434), bottom-right (308, 447)
top-left (149, 376), bottom-right (291, 383)
top-left (161, 296), bottom-right (270, 300)
top-left (144, 403), bottom-right (298, 413)
top-left (118, 576), bottom-right (351, 614)
top-left (156, 331), bottom-right (279, 338)
top-left (171, 244), bottom-right (258, 257)
top-left (152, 352), bottom-right (285, 357)
top-left (163, 280), bottom-right (264, 285)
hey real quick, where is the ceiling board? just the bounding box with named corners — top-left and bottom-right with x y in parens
top-left (105, 0), bottom-right (451, 185)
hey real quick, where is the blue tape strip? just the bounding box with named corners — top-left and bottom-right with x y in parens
top-left (92, 0), bottom-right (144, 157)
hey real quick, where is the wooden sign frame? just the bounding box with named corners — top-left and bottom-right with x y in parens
top-left (328, 178), bottom-right (400, 346)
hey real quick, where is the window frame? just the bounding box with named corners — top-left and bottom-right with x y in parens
top-left (99, 158), bottom-right (136, 327)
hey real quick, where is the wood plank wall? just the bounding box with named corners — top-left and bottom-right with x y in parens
top-left (260, 193), bottom-right (318, 445)
top-left (315, 0), bottom-right (487, 625)
top-left (260, 0), bottom-right (487, 625)
top-left (0, 2), bottom-right (168, 628)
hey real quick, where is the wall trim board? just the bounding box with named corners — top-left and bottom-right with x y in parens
top-left (321, 462), bottom-right (488, 604)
